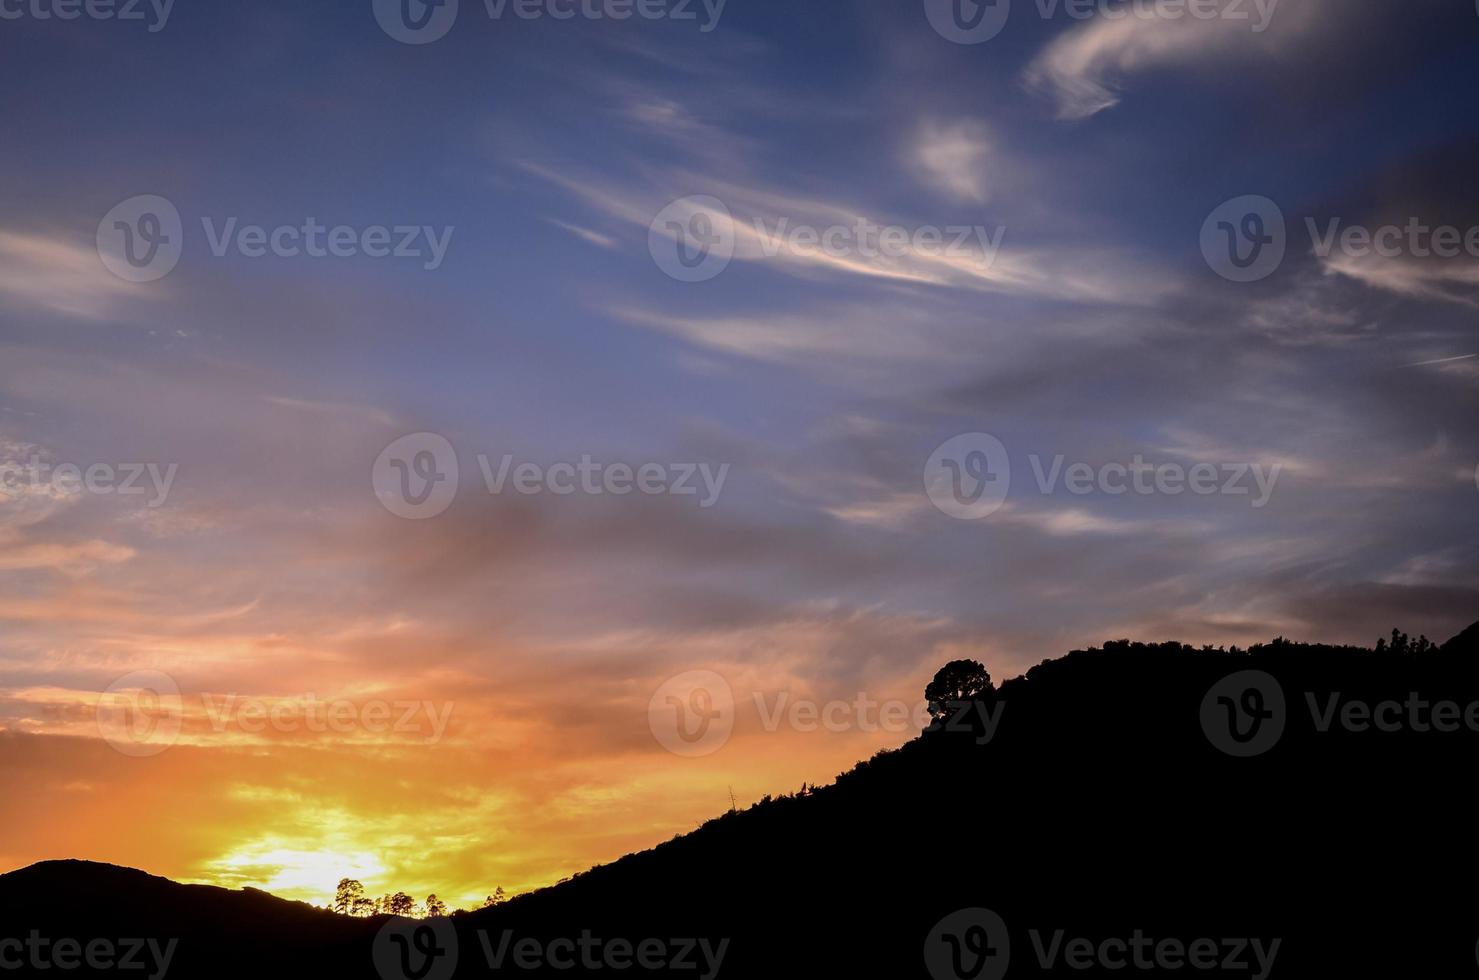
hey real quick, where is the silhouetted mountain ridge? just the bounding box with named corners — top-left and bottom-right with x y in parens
top-left (6, 622), bottom-right (1479, 977)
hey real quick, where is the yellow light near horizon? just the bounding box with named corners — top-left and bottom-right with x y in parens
top-left (211, 847), bottom-right (387, 905)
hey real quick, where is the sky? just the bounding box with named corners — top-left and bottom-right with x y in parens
top-left (2, 0), bottom-right (1478, 908)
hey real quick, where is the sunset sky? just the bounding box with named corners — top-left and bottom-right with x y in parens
top-left (3, 0), bottom-right (1479, 908)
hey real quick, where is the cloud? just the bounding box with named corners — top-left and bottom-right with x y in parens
top-left (1023, 0), bottom-right (1325, 120)
top-left (0, 537), bottom-right (135, 574)
top-left (542, 218), bottom-right (619, 250)
top-left (911, 120), bottom-right (994, 203)
top-left (0, 230), bottom-right (151, 321)
top-left (1320, 251), bottom-right (1479, 308)
top-left (526, 161), bottom-right (1172, 305)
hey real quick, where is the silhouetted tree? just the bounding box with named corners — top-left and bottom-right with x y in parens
top-left (1377, 628), bottom-right (1434, 656)
top-left (333, 879), bottom-right (366, 916)
top-left (423, 894), bottom-right (447, 918)
top-left (480, 888), bottom-right (507, 909)
top-left (383, 892), bottom-right (415, 916)
top-left (924, 659), bottom-right (994, 723)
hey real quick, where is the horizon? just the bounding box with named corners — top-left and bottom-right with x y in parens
top-left (4, 0), bottom-right (1479, 919)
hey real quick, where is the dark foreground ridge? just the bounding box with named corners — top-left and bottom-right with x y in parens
top-left (5, 623), bottom-right (1479, 978)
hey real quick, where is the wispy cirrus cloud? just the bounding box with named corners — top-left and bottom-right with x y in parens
top-left (526, 161), bottom-right (1172, 304)
top-left (1320, 251), bottom-right (1479, 308)
top-left (1023, 0), bottom-right (1326, 120)
top-left (0, 230), bottom-right (150, 321)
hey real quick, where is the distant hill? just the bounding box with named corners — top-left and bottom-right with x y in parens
top-left (5, 622), bottom-right (1478, 978)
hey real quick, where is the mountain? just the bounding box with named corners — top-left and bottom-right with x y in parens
top-left (5, 622), bottom-right (1479, 978)
top-left (0, 860), bottom-right (370, 974)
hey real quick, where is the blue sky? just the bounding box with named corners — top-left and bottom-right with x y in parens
top-left (2, 0), bottom-right (1478, 901)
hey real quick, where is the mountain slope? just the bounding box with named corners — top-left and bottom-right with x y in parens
top-left (4, 622), bottom-right (1478, 977)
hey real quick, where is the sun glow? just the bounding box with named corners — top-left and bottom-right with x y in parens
top-left (201, 845), bottom-right (387, 906)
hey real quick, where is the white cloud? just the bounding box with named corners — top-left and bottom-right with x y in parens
top-left (0, 230), bottom-right (151, 321)
top-left (1023, 0), bottom-right (1324, 120)
top-left (911, 120), bottom-right (994, 203)
top-left (1320, 251), bottom-right (1479, 308)
top-left (526, 161), bottom-right (1171, 305)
